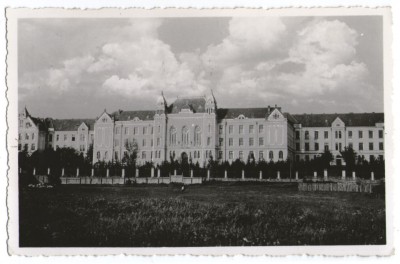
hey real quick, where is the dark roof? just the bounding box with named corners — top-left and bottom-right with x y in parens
top-left (292, 113), bottom-right (384, 127)
top-left (51, 119), bottom-right (95, 131)
top-left (217, 107), bottom-right (280, 119)
top-left (169, 97), bottom-right (206, 114)
top-left (111, 110), bottom-right (155, 121)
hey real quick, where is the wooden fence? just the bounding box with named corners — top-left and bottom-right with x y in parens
top-left (298, 182), bottom-right (376, 193)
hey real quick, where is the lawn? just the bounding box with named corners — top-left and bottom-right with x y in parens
top-left (19, 182), bottom-right (386, 247)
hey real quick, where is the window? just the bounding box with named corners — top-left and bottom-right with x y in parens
top-left (157, 137), bottom-right (160, 146)
top-left (348, 130), bottom-right (352, 139)
top-left (219, 138), bottom-right (223, 147)
top-left (218, 151), bottom-right (223, 159)
top-left (379, 142), bottom-right (384, 150)
top-left (208, 124), bottom-right (211, 133)
top-left (115, 127), bottom-right (120, 134)
top-left (370, 155), bottom-right (375, 161)
top-left (296, 131), bottom-right (300, 140)
top-left (19, 119), bottom-right (23, 127)
top-left (182, 126), bottom-right (189, 146)
top-left (305, 143), bottom-right (309, 151)
top-left (229, 151), bottom-right (233, 160)
top-left (142, 151), bottom-right (146, 159)
top-left (349, 143), bottom-right (353, 149)
top-left (158, 125), bottom-right (161, 133)
top-left (207, 137), bottom-right (211, 146)
top-left (239, 138), bottom-right (243, 146)
top-left (239, 151), bottom-right (243, 160)
top-left (72, 135), bottom-right (75, 141)
top-left (259, 125), bottom-right (264, 133)
top-left (269, 151), bottom-right (274, 160)
top-left (64, 134), bottom-right (67, 141)
top-left (239, 125), bottom-right (243, 134)
top-left (193, 151), bottom-right (197, 159)
top-left (249, 125), bottom-right (254, 133)
top-left (80, 134), bottom-right (85, 141)
top-left (170, 126), bottom-right (177, 145)
top-left (115, 151), bottom-right (119, 161)
top-left (104, 151), bottom-right (108, 159)
top-left (296, 155), bottom-right (300, 162)
top-left (124, 127), bottom-right (128, 135)
top-left (142, 139), bottom-right (146, 147)
top-left (31, 143), bottom-right (35, 151)
top-left (314, 143), bottom-right (319, 151)
top-left (305, 155), bottom-right (309, 162)
top-left (324, 143), bottom-right (329, 151)
top-left (134, 127), bottom-right (138, 135)
top-left (25, 133), bottom-right (29, 140)
top-left (219, 125), bottom-right (223, 134)
top-left (324, 131), bottom-right (329, 139)
top-left (369, 142), bottom-right (374, 150)
top-left (259, 151), bottom-right (264, 160)
top-left (379, 130), bottom-right (383, 139)
top-left (369, 130), bottom-right (373, 139)
top-left (32, 133), bottom-right (35, 140)
top-left (151, 139), bottom-right (154, 147)
top-left (249, 138), bottom-right (254, 146)
top-left (143, 127), bottom-right (147, 135)
top-left (25, 122), bottom-right (31, 128)
top-left (24, 144), bottom-right (28, 151)
top-left (359, 130), bottom-right (363, 138)
top-left (80, 145), bottom-right (85, 152)
top-left (335, 131), bottom-right (342, 139)
top-left (194, 126), bottom-right (201, 146)
top-left (151, 127), bottom-right (153, 134)
top-left (359, 142), bottom-right (364, 151)
top-left (259, 137), bottom-right (264, 146)
top-left (279, 151), bottom-right (283, 160)
top-left (115, 140), bottom-right (119, 147)
top-left (314, 131), bottom-right (319, 140)
top-left (97, 151), bottom-right (101, 160)
top-left (18, 133), bottom-right (21, 140)
top-left (296, 143), bottom-right (300, 151)
top-left (229, 125), bottom-right (233, 134)
top-left (229, 138), bottom-right (233, 146)
top-left (56, 135), bottom-right (59, 141)
top-left (305, 131), bottom-right (309, 140)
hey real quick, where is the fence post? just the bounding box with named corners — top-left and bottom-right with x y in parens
top-left (207, 170), bottom-right (210, 180)
top-left (47, 168), bottom-right (50, 175)
top-left (190, 169), bottom-right (193, 178)
top-left (174, 169), bottom-right (177, 176)
top-left (259, 171), bottom-right (262, 180)
top-left (324, 169), bottom-right (328, 181)
top-left (106, 168), bottom-right (109, 178)
top-left (157, 169), bottom-right (161, 178)
top-left (242, 170), bottom-right (245, 180)
top-left (295, 171), bottom-right (298, 180)
top-left (225, 170), bottom-right (228, 179)
top-left (371, 171), bottom-right (375, 181)
top-left (33, 168), bottom-right (36, 176)
top-left (76, 168), bottom-right (79, 177)
top-left (91, 168), bottom-right (94, 177)
top-left (136, 168), bottom-right (139, 178)
top-left (62, 168), bottom-right (65, 177)
top-left (342, 170), bottom-right (346, 180)
top-left (313, 171), bottom-right (317, 179)
top-left (352, 171), bottom-right (356, 180)
top-left (150, 167), bottom-right (154, 178)
top-left (277, 171), bottom-right (281, 180)
top-left (122, 168), bottom-right (125, 178)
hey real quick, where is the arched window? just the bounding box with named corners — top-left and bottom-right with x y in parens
top-left (97, 151), bottom-right (101, 160)
top-left (182, 126), bottom-right (189, 146)
top-left (279, 151), bottom-right (283, 160)
top-left (170, 126), bottom-right (177, 146)
top-left (194, 126), bottom-right (201, 146)
top-left (269, 151), bottom-right (274, 160)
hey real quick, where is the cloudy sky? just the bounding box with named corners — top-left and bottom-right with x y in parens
top-left (18, 16), bottom-right (383, 118)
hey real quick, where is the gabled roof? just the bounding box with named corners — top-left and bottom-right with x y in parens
top-left (292, 113), bottom-right (384, 127)
top-left (217, 107), bottom-right (281, 120)
top-left (51, 119), bottom-right (95, 131)
top-left (169, 97), bottom-right (206, 114)
top-left (111, 110), bottom-right (155, 121)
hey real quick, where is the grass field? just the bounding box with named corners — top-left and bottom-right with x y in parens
top-left (19, 182), bottom-right (386, 247)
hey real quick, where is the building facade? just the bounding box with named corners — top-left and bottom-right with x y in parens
top-left (18, 94), bottom-right (385, 166)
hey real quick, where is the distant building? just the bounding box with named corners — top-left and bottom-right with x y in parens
top-left (18, 93), bottom-right (384, 166)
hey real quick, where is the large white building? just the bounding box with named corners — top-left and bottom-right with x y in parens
top-left (18, 93), bottom-right (385, 166)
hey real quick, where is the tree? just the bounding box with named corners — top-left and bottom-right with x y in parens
top-left (319, 150), bottom-right (334, 168)
top-left (340, 147), bottom-right (357, 169)
top-left (122, 138), bottom-right (139, 168)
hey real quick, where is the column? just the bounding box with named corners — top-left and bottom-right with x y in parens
top-left (295, 171), bottom-right (298, 180)
top-left (135, 168), bottom-right (139, 178)
top-left (207, 170), bottom-right (210, 180)
top-left (106, 168), bottom-right (109, 178)
top-left (91, 168), bottom-right (94, 177)
top-left (313, 171), bottom-right (317, 179)
top-left (121, 168), bottom-right (125, 178)
top-left (47, 168), bottom-right (50, 175)
top-left (190, 170), bottom-right (193, 178)
top-left (174, 169), bottom-right (177, 176)
top-left (62, 168), bottom-right (65, 177)
top-left (151, 167), bottom-right (154, 178)
top-left (342, 170), bottom-right (346, 179)
top-left (76, 168), bottom-right (79, 177)
top-left (259, 171), bottom-right (262, 180)
top-left (277, 171), bottom-right (281, 180)
top-left (225, 170), bottom-right (228, 179)
top-left (242, 170), bottom-right (245, 180)
top-left (371, 171), bottom-right (375, 181)
top-left (157, 169), bottom-right (161, 178)
top-left (324, 169), bottom-right (328, 180)
top-left (352, 171), bottom-right (356, 180)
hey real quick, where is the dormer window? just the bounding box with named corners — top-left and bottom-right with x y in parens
top-left (238, 114), bottom-right (245, 119)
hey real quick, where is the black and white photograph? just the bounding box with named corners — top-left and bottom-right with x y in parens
top-left (5, 7), bottom-right (393, 256)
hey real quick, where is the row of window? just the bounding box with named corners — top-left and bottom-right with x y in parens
top-left (296, 129), bottom-right (384, 140)
top-left (296, 154), bottom-right (384, 162)
top-left (115, 125), bottom-right (160, 136)
top-left (296, 142), bottom-right (384, 152)
top-left (18, 143), bottom-right (35, 151)
top-left (218, 124), bottom-right (265, 135)
top-left (18, 133), bottom-right (35, 141)
top-left (223, 150), bottom-right (284, 161)
top-left (19, 120), bottom-right (32, 129)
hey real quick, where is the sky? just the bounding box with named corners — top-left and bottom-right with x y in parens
top-left (18, 16), bottom-right (383, 119)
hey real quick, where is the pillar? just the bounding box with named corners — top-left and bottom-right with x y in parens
top-left (122, 168), bottom-right (125, 178)
top-left (47, 168), bottom-right (50, 175)
top-left (157, 169), bottom-right (161, 178)
top-left (352, 171), bottom-right (356, 180)
top-left (277, 171), bottom-right (281, 180)
top-left (190, 170), bottom-right (193, 178)
top-left (313, 171), bottom-right (317, 179)
top-left (62, 168), bottom-right (65, 177)
top-left (207, 170), bottom-right (210, 180)
top-left (371, 171), bottom-right (375, 181)
top-left (135, 168), bottom-right (139, 178)
top-left (324, 169), bottom-right (328, 180)
top-left (33, 168), bottom-right (36, 175)
top-left (151, 167), bottom-right (154, 178)
top-left (259, 171), bottom-right (262, 180)
top-left (225, 170), bottom-right (228, 179)
top-left (242, 170), bottom-right (245, 180)
top-left (342, 170), bottom-right (346, 179)
top-left (106, 168), bottom-right (109, 178)
top-left (91, 168), bottom-right (94, 177)
top-left (174, 169), bottom-right (177, 176)
top-left (295, 171), bottom-right (298, 180)
top-left (76, 168), bottom-right (79, 177)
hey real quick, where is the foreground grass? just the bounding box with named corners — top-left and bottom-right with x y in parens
top-left (19, 183), bottom-right (386, 247)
